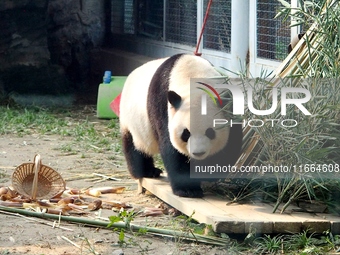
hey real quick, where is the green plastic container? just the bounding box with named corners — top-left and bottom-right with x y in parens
top-left (96, 76), bottom-right (126, 119)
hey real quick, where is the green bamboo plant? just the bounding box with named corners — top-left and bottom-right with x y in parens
top-left (215, 0), bottom-right (340, 213)
top-left (270, 0), bottom-right (340, 212)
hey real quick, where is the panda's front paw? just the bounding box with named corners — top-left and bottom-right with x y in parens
top-left (143, 167), bottom-right (162, 178)
top-left (172, 187), bottom-right (204, 198)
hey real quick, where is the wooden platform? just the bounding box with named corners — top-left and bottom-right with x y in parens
top-left (141, 177), bottom-right (340, 234)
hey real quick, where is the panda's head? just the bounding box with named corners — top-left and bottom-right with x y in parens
top-left (167, 90), bottom-right (230, 160)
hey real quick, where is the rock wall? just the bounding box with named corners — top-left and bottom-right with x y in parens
top-left (0, 0), bottom-right (106, 98)
top-left (47, 0), bottom-right (106, 92)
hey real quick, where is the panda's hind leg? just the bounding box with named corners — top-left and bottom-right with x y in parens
top-left (122, 130), bottom-right (162, 178)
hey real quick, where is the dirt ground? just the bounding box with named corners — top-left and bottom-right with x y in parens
top-left (0, 109), bottom-right (231, 255)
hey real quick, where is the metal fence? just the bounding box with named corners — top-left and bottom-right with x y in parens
top-left (138, 0), bottom-right (163, 40)
top-left (111, 0), bottom-right (293, 64)
top-left (166, 0), bottom-right (197, 46)
top-left (257, 1), bottom-right (291, 61)
top-left (203, 0), bottom-right (231, 53)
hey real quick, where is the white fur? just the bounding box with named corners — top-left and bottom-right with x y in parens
top-left (167, 55), bottom-right (230, 160)
top-left (168, 55), bottom-right (220, 101)
top-left (169, 89), bottom-right (230, 160)
top-left (120, 54), bottom-right (231, 160)
top-left (120, 57), bottom-right (168, 155)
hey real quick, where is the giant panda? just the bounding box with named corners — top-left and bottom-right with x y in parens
top-left (288, 33), bottom-right (305, 53)
top-left (119, 54), bottom-right (242, 198)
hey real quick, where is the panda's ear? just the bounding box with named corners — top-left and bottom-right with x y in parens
top-left (168, 91), bottom-right (182, 109)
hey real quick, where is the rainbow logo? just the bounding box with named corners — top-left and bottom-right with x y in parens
top-left (196, 82), bottom-right (223, 106)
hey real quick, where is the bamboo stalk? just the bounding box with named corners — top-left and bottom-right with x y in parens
top-left (239, 0), bottom-right (337, 171)
top-left (275, 0), bottom-right (336, 78)
top-left (0, 206), bottom-right (230, 246)
top-left (0, 210), bottom-right (74, 231)
top-left (232, 0), bottom-right (340, 214)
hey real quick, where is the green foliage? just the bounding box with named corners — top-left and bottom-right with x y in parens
top-left (0, 107), bottom-right (66, 135)
top-left (292, 230), bottom-right (314, 248)
top-left (254, 78), bottom-right (339, 211)
top-left (251, 230), bottom-right (340, 254)
top-left (276, 0), bottom-right (340, 77)
top-left (108, 210), bottom-right (138, 246)
top-left (215, 0), bottom-right (340, 213)
top-left (254, 234), bottom-right (283, 254)
top-left (0, 106), bottom-right (122, 154)
top-left (271, 0), bottom-right (340, 211)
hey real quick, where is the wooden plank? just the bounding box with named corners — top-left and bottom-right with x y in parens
top-left (331, 221), bottom-right (340, 234)
top-left (141, 177), bottom-right (340, 234)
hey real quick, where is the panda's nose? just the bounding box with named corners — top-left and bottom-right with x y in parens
top-left (193, 152), bottom-right (205, 157)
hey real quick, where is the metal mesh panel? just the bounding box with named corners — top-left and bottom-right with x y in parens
top-left (123, 0), bottom-right (135, 34)
top-left (137, 1), bottom-right (164, 40)
top-left (165, 0), bottom-right (197, 46)
top-left (111, 0), bottom-right (135, 34)
top-left (257, 0), bottom-right (291, 60)
top-left (111, 0), bottom-right (124, 33)
top-left (203, 0), bottom-right (231, 52)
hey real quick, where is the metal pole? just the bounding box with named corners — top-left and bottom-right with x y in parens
top-left (230, 0), bottom-right (249, 75)
top-left (196, 0), bottom-right (204, 54)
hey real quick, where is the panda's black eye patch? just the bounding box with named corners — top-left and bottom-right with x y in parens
top-left (181, 128), bottom-right (190, 142)
top-left (205, 128), bottom-right (215, 140)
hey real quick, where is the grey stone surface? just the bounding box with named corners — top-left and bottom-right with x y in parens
top-left (0, 0), bottom-right (106, 96)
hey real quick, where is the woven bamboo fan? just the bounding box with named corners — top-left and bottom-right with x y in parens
top-left (12, 154), bottom-right (66, 200)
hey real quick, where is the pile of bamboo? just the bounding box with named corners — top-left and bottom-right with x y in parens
top-left (236, 0), bottom-right (338, 171)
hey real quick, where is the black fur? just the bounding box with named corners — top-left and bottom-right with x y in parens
top-left (205, 128), bottom-right (216, 140)
top-left (146, 54), bottom-right (204, 197)
top-left (288, 33), bottom-right (305, 53)
top-left (181, 128), bottom-right (190, 143)
top-left (122, 131), bottom-right (162, 178)
top-left (168, 91), bottom-right (182, 109)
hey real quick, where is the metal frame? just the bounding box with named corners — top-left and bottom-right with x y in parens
top-left (111, 0), bottom-right (300, 78)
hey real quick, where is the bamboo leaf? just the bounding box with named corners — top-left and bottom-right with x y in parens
top-left (276, 0), bottom-right (291, 8)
